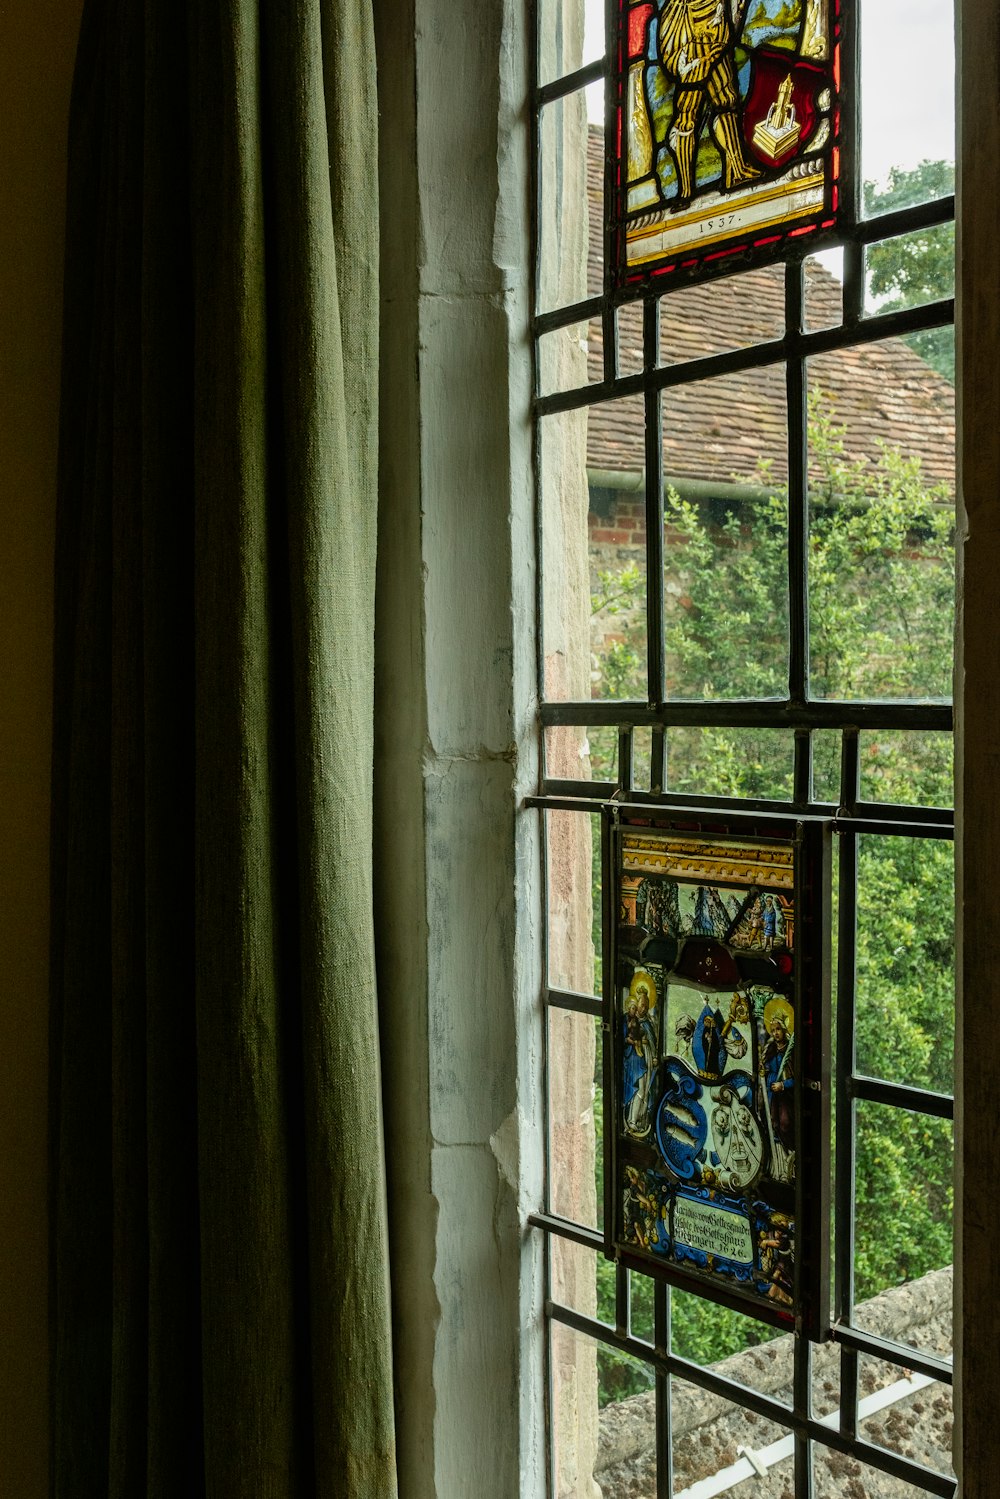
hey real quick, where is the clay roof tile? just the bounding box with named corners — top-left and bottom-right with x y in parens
top-left (583, 130), bottom-right (954, 491)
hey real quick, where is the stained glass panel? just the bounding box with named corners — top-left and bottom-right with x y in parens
top-left (611, 0), bottom-right (844, 286)
top-left (605, 814), bottom-right (828, 1330)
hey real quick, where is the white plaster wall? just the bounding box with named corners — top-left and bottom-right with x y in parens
top-left (374, 1), bottom-right (544, 1495)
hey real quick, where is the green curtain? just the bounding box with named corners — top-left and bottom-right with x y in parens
top-left (49, 0), bottom-right (396, 1493)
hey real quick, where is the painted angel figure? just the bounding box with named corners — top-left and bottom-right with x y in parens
top-left (759, 1215), bottom-right (794, 1304)
top-left (623, 982), bottom-right (657, 1136)
top-left (624, 1168), bottom-right (669, 1252)
top-left (657, 0), bottom-right (760, 203)
top-left (733, 891), bottom-right (769, 949)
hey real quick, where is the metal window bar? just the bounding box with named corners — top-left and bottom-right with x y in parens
top-left (535, 296), bottom-right (955, 409)
top-left (533, 195), bottom-right (955, 336)
top-left (544, 1296), bottom-right (956, 1497)
top-left (531, 3), bottom-right (956, 1495)
top-left (835, 729), bottom-right (861, 1443)
top-left (655, 1278), bottom-right (672, 1499)
top-left (539, 699), bottom-right (953, 728)
top-left (528, 1207), bottom-right (954, 1382)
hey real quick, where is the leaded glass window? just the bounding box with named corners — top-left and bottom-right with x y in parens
top-left (532, 0), bottom-right (956, 1493)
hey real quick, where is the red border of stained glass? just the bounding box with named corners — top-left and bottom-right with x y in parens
top-left (609, 0), bottom-right (846, 290)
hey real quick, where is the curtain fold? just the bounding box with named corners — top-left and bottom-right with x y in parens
top-left (50, 0), bottom-right (396, 1493)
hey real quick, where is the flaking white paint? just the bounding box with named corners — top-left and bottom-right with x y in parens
top-left (374, 0), bottom-right (542, 1494)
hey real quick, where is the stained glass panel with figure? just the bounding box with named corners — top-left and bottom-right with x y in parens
top-left (605, 813), bottom-right (828, 1333)
top-left (612, 0), bottom-right (845, 285)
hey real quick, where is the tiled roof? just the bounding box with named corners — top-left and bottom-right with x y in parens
top-left (584, 129), bottom-right (955, 491)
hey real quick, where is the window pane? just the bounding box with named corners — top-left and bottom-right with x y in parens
top-left (587, 472), bottom-right (646, 683)
top-left (858, 1353), bottom-right (955, 1482)
top-left (658, 266), bottom-right (784, 368)
top-left (542, 394), bottom-right (648, 705)
top-left (858, 730), bottom-right (954, 809)
top-left (851, 1265), bottom-right (953, 1365)
top-left (864, 224), bottom-right (956, 385)
top-left (550, 1323), bottom-right (604, 1496)
top-left (669, 1375), bottom-right (790, 1495)
top-left (538, 316), bottom-right (602, 399)
top-left (666, 726), bottom-right (794, 801)
top-left (812, 1353), bottom-right (839, 1422)
top-left (582, 397), bottom-right (650, 704)
top-left (812, 1448), bottom-right (947, 1497)
top-left (629, 725), bottom-right (653, 791)
top-left (855, 834), bottom-right (954, 1095)
top-left (551, 1324), bottom-right (654, 1494)
top-left (616, 302), bottom-right (645, 380)
top-left (805, 251), bottom-right (844, 333)
top-left (860, 0), bottom-right (955, 213)
top-left (663, 367), bottom-right (789, 701)
top-left (852, 1103), bottom-right (953, 1350)
top-left (629, 1268), bottom-right (655, 1344)
top-left (538, 87), bottom-right (602, 314)
top-left (865, 225), bottom-right (955, 315)
top-left (544, 723), bottom-right (617, 787)
top-left (547, 1006), bottom-right (602, 1231)
top-left (808, 335), bottom-right (955, 702)
top-left (812, 728), bottom-right (842, 803)
top-left (670, 1284), bottom-right (780, 1373)
top-left (551, 1233), bottom-right (604, 1324)
top-left (546, 809), bottom-right (601, 996)
top-left (537, 0), bottom-right (602, 88)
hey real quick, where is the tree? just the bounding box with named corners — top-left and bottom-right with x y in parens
top-left (589, 393), bottom-right (955, 1399)
top-left (864, 160), bottom-right (955, 382)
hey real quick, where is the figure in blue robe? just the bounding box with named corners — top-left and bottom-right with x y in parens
top-left (692, 1003), bottom-right (726, 1077)
top-left (762, 1015), bottom-right (794, 1154)
top-left (623, 986), bottom-right (657, 1135)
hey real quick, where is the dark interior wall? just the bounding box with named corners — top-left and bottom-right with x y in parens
top-left (956, 1), bottom-right (999, 1492)
top-left (0, 1), bottom-right (83, 1492)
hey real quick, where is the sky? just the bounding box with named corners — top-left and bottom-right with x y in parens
top-left (582, 0), bottom-right (955, 187)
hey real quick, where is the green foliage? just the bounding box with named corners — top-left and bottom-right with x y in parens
top-left (590, 392), bottom-right (955, 749)
top-left (852, 833), bottom-right (955, 1301)
top-left (660, 395), bottom-right (955, 705)
top-left (864, 161), bottom-right (955, 382)
top-left (807, 396), bottom-right (954, 699)
top-left (594, 1257), bottom-right (781, 1401)
top-left (589, 561), bottom-right (645, 796)
top-left (590, 562), bottom-right (645, 704)
top-left (589, 395), bottom-right (955, 1400)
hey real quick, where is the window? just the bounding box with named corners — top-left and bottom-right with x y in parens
top-left (530, 2), bottom-right (956, 1494)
